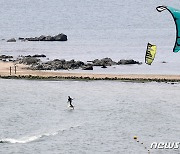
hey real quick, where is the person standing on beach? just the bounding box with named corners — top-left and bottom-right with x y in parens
top-left (67, 96), bottom-right (74, 109)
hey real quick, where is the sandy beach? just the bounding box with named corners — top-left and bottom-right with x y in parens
top-left (0, 61), bottom-right (180, 82)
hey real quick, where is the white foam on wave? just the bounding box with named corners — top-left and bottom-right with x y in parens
top-left (0, 132), bottom-right (58, 144)
top-left (0, 125), bottom-right (81, 144)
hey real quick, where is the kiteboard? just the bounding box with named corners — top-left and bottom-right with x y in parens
top-left (68, 105), bottom-right (74, 110)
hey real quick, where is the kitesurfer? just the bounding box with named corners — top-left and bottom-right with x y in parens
top-left (67, 96), bottom-right (74, 109)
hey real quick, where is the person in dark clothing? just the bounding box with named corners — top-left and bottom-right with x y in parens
top-left (67, 96), bottom-right (74, 109)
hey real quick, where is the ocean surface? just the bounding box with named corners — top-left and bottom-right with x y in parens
top-left (0, 79), bottom-right (180, 154)
top-left (0, 1), bottom-right (180, 154)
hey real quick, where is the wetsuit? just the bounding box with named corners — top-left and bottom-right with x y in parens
top-left (68, 96), bottom-right (74, 109)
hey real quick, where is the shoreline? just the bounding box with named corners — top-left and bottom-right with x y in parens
top-left (1, 75), bottom-right (180, 83)
top-left (0, 62), bottom-right (180, 82)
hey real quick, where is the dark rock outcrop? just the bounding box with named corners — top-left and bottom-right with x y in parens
top-left (32, 54), bottom-right (46, 58)
top-left (101, 65), bottom-right (107, 68)
top-left (82, 64), bottom-right (93, 70)
top-left (54, 33), bottom-right (67, 41)
top-left (38, 35), bottom-right (46, 41)
top-left (31, 59), bottom-right (85, 70)
top-left (44, 35), bottom-right (55, 41)
top-left (92, 57), bottom-right (117, 66)
top-left (24, 54), bottom-right (46, 58)
top-left (0, 55), bottom-right (14, 62)
top-left (16, 55), bottom-right (142, 71)
top-left (19, 33), bottom-right (67, 42)
top-left (117, 59), bottom-right (142, 65)
top-left (0, 55), bottom-right (13, 59)
top-left (18, 57), bottom-right (40, 65)
top-left (7, 38), bottom-right (16, 42)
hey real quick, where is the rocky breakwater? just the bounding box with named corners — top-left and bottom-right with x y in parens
top-left (6, 33), bottom-right (67, 42)
top-left (19, 33), bottom-right (67, 41)
top-left (17, 56), bottom-right (142, 71)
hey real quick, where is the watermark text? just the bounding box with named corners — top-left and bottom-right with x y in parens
top-left (150, 142), bottom-right (180, 149)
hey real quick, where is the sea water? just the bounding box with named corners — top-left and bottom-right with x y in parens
top-left (0, 79), bottom-right (180, 154)
top-left (0, 1), bottom-right (180, 154)
top-left (0, 0), bottom-right (180, 74)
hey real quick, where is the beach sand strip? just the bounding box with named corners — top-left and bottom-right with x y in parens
top-left (0, 62), bottom-right (180, 82)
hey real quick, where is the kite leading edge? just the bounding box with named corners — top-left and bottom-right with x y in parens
top-left (156, 6), bottom-right (180, 52)
top-left (145, 43), bottom-right (157, 65)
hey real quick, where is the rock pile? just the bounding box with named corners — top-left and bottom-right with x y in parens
top-left (19, 33), bottom-right (67, 41)
top-left (0, 55), bottom-right (14, 61)
top-left (6, 33), bottom-right (67, 42)
top-left (16, 56), bottom-right (142, 71)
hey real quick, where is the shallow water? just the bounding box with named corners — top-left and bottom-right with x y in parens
top-left (0, 79), bottom-right (180, 154)
top-left (0, 0), bottom-right (180, 75)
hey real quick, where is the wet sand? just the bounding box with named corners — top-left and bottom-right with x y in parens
top-left (0, 61), bottom-right (180, 81)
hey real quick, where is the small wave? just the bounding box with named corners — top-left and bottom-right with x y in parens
top-left (0, 125), bottom-right (81, 144)
top-left (0, 132), bottom-right (58, 144)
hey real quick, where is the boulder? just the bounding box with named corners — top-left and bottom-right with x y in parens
top-left (33, 59), bottom-right (85, 70)
top-left (161, 61), bottom-right (167, 63)
top-left (44, 35), bottom-right (55, 41)
top-left (92, 57), bottom-right (116, 66)
top-left (101, 57), bottom-right (117, 66)
top-left (38, 35), bottom-right (46, 41)
top-left (63, 59), bottom-right (76, 69)
top-left (7, 38), bottom-right (16, 42)
top-left (35, 64), bottom-right (44, 70)
top-left (19, 37), bottom-right (25, 40)
top-left (19, 57), bottom-right (40, 65)
top-left (117, 59), bottom-right (142, 65)
top-left (24, 54), bottom-right (46, 58)
top-left (54, 33), bottom-right (67, 41)
top-left (0, 55), bottom-right (13, 59)
top-left (101, 65), bottom-right (107, 68)
top-left (33, 64), bottom-right (52, 70)
top-left (0, 55), bottom-right (14, 62)
top-left (92, 59), bottom-right (102, 66)
top-left (26, 37), bottom-right (39, 41)
top-left (32, 54), bottom-right (46, 58)
top-left (75, 61), bottom-right (85, 67)
top-left (82, 64), bottom-right (93, 70)
top-left (25, 55), bottom-right (32, 58)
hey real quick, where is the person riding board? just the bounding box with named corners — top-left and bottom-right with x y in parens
top-left (67, 96), bottom-right (74, 109)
